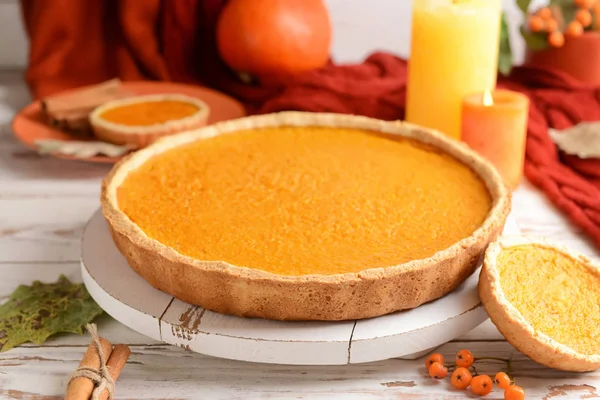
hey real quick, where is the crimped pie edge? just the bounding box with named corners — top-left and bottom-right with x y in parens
top-left (479, 235), bottom-right (600, 371)
top-left (101, 111), bottom-right (511, 320)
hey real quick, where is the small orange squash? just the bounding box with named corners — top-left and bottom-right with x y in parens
top-left (216, 0), bottom-right (332, 81)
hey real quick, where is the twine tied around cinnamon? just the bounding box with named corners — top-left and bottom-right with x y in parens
top-left (67, 324), bottom-right (116, 400)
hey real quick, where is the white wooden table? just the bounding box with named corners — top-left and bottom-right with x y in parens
top-left (1, 70), bottom-right (599, 399)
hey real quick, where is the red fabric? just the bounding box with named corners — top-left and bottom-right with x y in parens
top-left (563, 155), bottom-right (600, 189)
top-left (257, 54), bottom-right (407, 120)
top-left (20, 0), bottom-right (600, 249)
top-left (498, 66), bottom-right (600, 249)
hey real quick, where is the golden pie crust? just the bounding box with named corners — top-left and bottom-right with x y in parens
top-left (90, 94), bottom-right (209, 148)
top-left (479, 236), bottom-right (600, 372)
top-left (101, 112), bottom-right (511, 321)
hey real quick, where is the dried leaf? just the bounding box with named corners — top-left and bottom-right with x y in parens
top-left (34, 139), bottom-right (133, 158)
top-left (549, 122), bottom-right (600, 159)
top-left (0, 275), bottom-right (104, 352)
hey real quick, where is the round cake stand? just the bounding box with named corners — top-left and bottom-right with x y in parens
top-left (81, 209), bottom-right (519, 366)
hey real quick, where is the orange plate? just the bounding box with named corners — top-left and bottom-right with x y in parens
top-left (12, 81), bottom-right (247, 164)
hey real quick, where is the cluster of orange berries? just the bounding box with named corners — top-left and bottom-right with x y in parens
top-left (527, 0), bottom-right (600, 47)
top-left (425, 350), bottom-right (525, 399)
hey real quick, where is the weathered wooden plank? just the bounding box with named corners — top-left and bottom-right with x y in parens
top-left (0, 343), bottom-right (597, 399)
top-left (0, 262), bottom-right (81, 298)
top-left (0, 146), bottom-right (110, 198)
top-left (0, 198), bottom-right (99, 262)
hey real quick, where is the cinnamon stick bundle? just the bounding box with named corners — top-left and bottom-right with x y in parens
top-left (99, 344), bottom-right (131, 400)
top-left (65, 325), bottom-right (131, 400)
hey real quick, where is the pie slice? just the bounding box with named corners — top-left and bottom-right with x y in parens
top-left (41, 78), bottom-right (134, 135)
top-left (90, 94), bottom-right (209, 148)
top-left (480, 236), bottom-right (600, 371)
top-left (101, 112), bottom-right (510, 321)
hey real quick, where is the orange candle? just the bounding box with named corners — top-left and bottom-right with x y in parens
top-left (461, 89), bottom-right (529, 190)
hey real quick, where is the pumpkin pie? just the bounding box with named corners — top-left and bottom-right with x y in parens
top-left (101, 112), bottom-right (510, 321)
top-left (90, 94), bottom-right (209, 148)
top-left (479, 236), bottom-right (600, 371)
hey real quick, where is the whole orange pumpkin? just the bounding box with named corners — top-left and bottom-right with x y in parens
top-left (216, 0), bottom-right (332, 81)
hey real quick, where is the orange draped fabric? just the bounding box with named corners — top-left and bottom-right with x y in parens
top-left (20, 0), bottom-right (279, 105)
top-left (20, 0), bottom-right (171, 97)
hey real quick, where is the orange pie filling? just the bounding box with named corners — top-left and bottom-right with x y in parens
top-left (117, 126), bottom-right (492, 276)
top-left (99, 100), bottom-right (200, 126)
top-left (497, 245), bottom-right (600, 355)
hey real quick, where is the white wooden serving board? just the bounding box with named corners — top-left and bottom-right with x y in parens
top-left (81, 209), bottom-right (520, 365)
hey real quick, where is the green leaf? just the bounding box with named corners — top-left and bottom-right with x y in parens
top-left (549, 0), bottom-right (573, 7)
top-left (498, 13), bottom-right (513, 76)
top-left (516, 0), bottom-right (532, 14)
top-left (0, 275), bottom-right (103, 352)
top-left (520, 25), bottom-right (549, 51)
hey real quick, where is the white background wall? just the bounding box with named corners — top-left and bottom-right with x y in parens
top-left (0, 0), bottom-right (541, 69)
